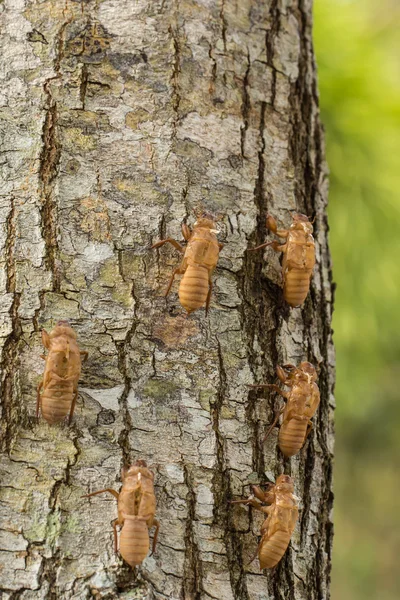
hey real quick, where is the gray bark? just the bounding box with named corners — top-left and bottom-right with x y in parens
top-left (0, 1), bottom-right (334, 599)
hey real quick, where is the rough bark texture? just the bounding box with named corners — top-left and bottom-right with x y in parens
top-left (0, 1), bottom-right (334, 599)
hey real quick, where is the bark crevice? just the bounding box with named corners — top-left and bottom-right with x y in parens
top-left (39, 16), bottom-right (71, 292)
top-left (211, 340), bottom-right (250, 600)
top-left (181, 464), bottom-right (203, 600)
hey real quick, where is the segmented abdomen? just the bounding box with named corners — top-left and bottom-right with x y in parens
top-left (279, 418), bottom-right (308, 457)
top-left (41, 382), bottom-right (74, 424)
top-left (284, 269), bottom-right (311, 307)
top-left (179, 265), bottom-right (209, 313)
top-left (120, 517), bottom-right (149, 567)
top-left (259, 530), bottom-right (292, 569)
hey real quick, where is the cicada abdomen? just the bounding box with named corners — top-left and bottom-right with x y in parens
top-left (119, 515), bottom-right (150, 567)
top-left (179, 263), bottom-right (210, 314)
top-left (259, 528), bottom-right (294, 569)
top-left (279, 416), bottom-right (310, 458)
top-left (41, 375), bottom-right (76, 424)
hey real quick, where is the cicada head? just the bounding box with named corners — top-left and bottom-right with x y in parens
top-left (50, 321), bottom-right (77, 340)
top-left (193, 205), bottom-right (223, 233)
top-left (122, 459), bottom-right (154, 482)
top-left (275, 474), bottom-right (294, 493)
top-left (280, 363), bottom-right (297, 383)
top-left (299, 361), bottom-right (318, 382)
top-left (291, 213), bottom-right (314, 234)
top-left (193, 211), bottom-right (218, 232)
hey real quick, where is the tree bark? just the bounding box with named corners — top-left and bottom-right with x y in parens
top-left (0, 1), bottom-right (334, 599)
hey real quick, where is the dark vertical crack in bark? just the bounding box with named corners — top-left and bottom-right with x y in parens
top-left (169, 2), bottom-right (182, 141)
top-left (0, 295), bottom-right (22, 452)
top-left (39, 102), bottom-right (61, 292)
top-left (211, 341), bottom-right (249, 600)
top-left (220, 0), bottom-right (227, 52)
top-left (265, 0), bottom-right (280, 107)
top-left (5, 197), bottom-right (16, 293)
top-left (240, 51), bottom-right (251, 159)
top-left (80, 63), bottom-right (89, 109)
top-left (289, 1), bottom-right (314, 215)
top-left (299, 439), bottom-right (315, 546)
top-left (181, 464), bottom-right (203, 600)
top-left (32, 291), bottom-right (47, 334)
top-left (0, 197), bottom-right (23, 451)
top-left (208, 43), bottom-right (217, 96)
top-left (39, 16), bottom-right (71, 293)
top-left (271, 550), bottom-right (297, 600)
top-left (117, 280), bottom-right (138, 467)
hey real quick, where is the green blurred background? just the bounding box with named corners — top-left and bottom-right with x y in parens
top-left (314, 0), bottom-right (400, 598)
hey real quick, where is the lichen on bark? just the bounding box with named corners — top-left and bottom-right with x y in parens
top-left (0, 1), bottom-right (334, 599)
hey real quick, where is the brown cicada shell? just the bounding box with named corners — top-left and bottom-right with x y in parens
top-left (251, 362), bottom-right (320, 457)
top-left (152, 213), bottom-right (223, 314)
top-left (251, 213), bottom-right (316, 307)
top-left (37, 321), bottom-right (87, 425)
top-left (83, 460), bottom-right (159, 568)
top-left (232, 475), bottom-right (298, 569)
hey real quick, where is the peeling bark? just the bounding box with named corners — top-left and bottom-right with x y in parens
top-left (0, 1), bottom-right (334, 599)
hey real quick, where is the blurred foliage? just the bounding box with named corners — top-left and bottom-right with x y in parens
top-left (314, 0), bottom-right (400, 599)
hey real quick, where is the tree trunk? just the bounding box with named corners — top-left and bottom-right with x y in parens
top-left (0, 1), bottom-right (334, 599)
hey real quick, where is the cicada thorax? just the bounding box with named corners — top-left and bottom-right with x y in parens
top-left (283, 229), bottom-right (316, 307)
top-left (119, 515), bottom-right (150, 567)
top-left (178, 228), bottom-right (220, 314)
top-left (119, 465), bottom-right (156, 519)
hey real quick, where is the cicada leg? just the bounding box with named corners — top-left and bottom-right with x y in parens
top-left (36, 381), bottom-right (43, 420)
top-left (165, 266), bottom-right (186, 297)
top-left (182, 224), bottom-right (191, 241)
top-left (151, 238), bottom-right (185, 253)
top-left (82, 488), bottom-right (120, 500)
top-left (205, 276), bottom-right (213, 315)
top-left (112, 518), bottom-right (120, 553)
top-left (68, 391), bottom-right (78, 425)
top-left (262, 405), bottom-right (285, 444)
top-left (151, 518), bottom-right (160, 555)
